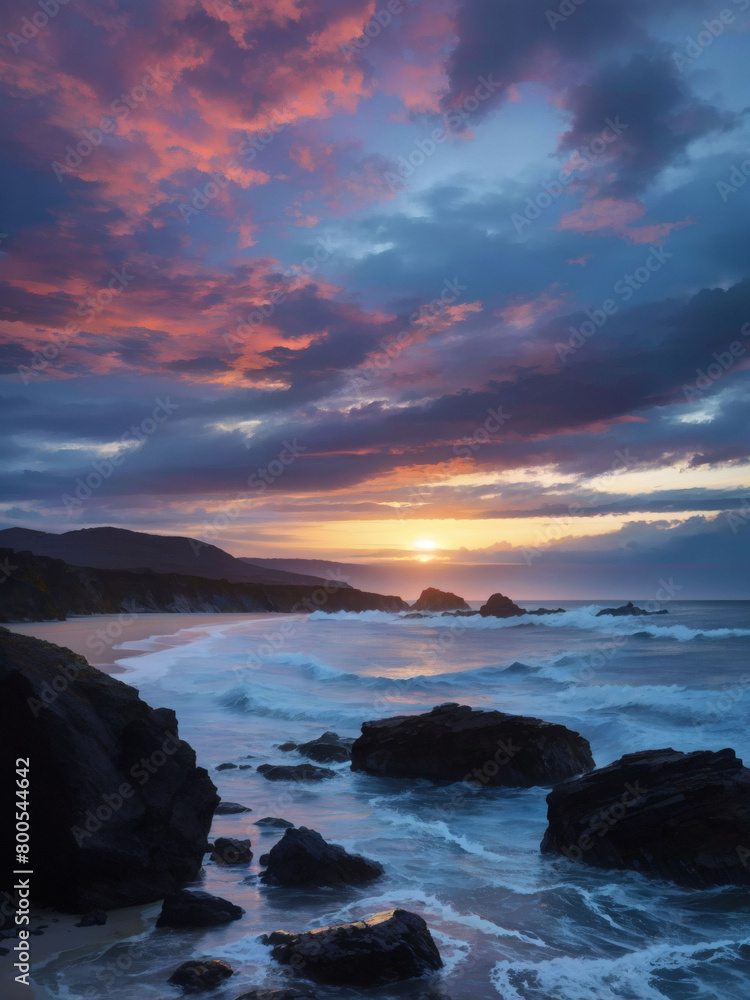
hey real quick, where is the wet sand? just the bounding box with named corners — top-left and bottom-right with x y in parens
top-left (5, 612), bottom-right (278, 674)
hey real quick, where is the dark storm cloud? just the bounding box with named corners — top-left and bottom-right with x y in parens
top-left (558, 53), bottom-right (739, 197)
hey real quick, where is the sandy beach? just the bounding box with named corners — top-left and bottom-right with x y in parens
top-left (5, 612), bottom-right (279, 674)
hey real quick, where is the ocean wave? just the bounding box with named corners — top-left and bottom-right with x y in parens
top-left (490, 935), bottom-right (750, 1000)
top-left (310, 605), bottom-right (750, 643)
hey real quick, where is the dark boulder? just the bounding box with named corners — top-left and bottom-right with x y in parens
top-left (75, 910), bottom-right (107, 927)
top-left (157, 889), bottom-right (244, 928)
top-left (541, 747), bottom-right (750, 886)
top-left (595, 601), bottom-right (668, 617)
top-left (264, 908), bottom-right (442, 985)
top-left (210, 837), bottom-right (253, 865)
top-left (478, 593), bottom-right (526, 618)
top-left (402, 612), bottom-right (427, 619)
top-left (254, 817), bottom-right (295, 829)
top-left (295, 732), bottom-right (353, 763)
top-left (412, 588), bottom-right (470, 612)
top-left (278, 741), bottom-right (298, 752)
top-left (260, 826), bottom-right (383, 886)
top-left (526, 607), bottom-right (566, 615)
top-left (256, 763), bottom-right (336, 782)
top-left (215, 801), bottom-right (252, 814)
top-left (217, 762), bottom-right (237, 770)
top-left (351, 703), bottom-right (594, 787)
top-left (0, 629), bottom-right (218, 912)
top-left (168, 959), bottom-right (234, 991)
top-left (441, 609), bottom-right (480, 617)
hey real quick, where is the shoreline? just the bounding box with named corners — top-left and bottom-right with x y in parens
top-left (4, 612), bottom-right (281, 674)
top-left (3, 614), bottom-right (274, 1000)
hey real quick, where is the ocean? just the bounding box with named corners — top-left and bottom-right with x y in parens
top-left (37, 601), bottom-right (750, 1000)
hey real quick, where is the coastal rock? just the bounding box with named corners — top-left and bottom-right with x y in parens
top-left (595, 601), bottom-right (668, 617)
top-left (215, 801), bottom-right (252, 814)
top-left (211, 837), bottom-right (253, 865)
top-left (295, 732), bottom-right (353, 763)
top-left (278, 741), bottom-right (298, 752)
top-left (402, 612), bottom-right (427, 619)
top-left (412, 588), bottom-right (470, 612)
top-left (217, 762), bottom-right (237, 770)
top-left (351, 703), bottom-right (594, 787)
top-left (168, 959), bottom-right (234, 990)
top-left (157, 889), bottom-right (244, 928)
top-left (254, 817), bottom-right (295, 829)
top-left (526, 607), bottom-right (566, 615)
top-left (260, 827), bottom-right (383, 886)
top-left (264, 908), bottom-right (442, 985)
top-left (0, 628), bottom-right (218, 911)
top-left (441, 609), bottom-right (480, 617)
top-left (256, 763), bottom-right (337, 782)
top-left (478, 593), bottom-right (526, 618)
top-left (541, 747), bottom-right (750, 886)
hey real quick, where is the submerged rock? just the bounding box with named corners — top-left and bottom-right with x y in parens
top-left (260, 827), bottom-right (383, 886)
top-left (215, 801), bottom-right (252, 814)
top-left (278, 741), bottom-right (298, 752)
top-left (295, 731), bottom-right (353, 763)
top-left (254, 817), bottom-right (295, 829)
top-left (541, 747), bottom-right (750, 886)
top-left (168, 959), bottom-right (234, 990)
top-left (526, 607), bottom-right (566, 615)
top-left (0, 629), bottom-right (218, 912)
top-left (478, 593), bottom-right (526, 618)
top-left (595, 601), bottom-right (668, 617)
top-left (256, 763), bottom-right (337, 782)
top-left (264, 908), bottom-right (442, 985)
top-left (210, 837), bottom-right (253, 865)
top-left (412, 588), bottom-right (470, 612)
top-left (351, 703), bottom-right (594, 787)
top-left (216, 762), bottom-right (238, 770)
top-left (157, 889), bottom-right (244, 928)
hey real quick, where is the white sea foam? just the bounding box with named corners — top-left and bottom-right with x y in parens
top-left (490, 935), bottom-right (750, 1000)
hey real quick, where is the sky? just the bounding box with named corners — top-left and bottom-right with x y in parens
top-left (1, 0), bottom-right (750, 598)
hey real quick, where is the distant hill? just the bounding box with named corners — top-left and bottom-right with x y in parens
top-left (240, 556), bottom-right (376, 590)
top-left (0, 548), bottom-right (408, 622)
top-left (0, 527), bottom-right (345, 588)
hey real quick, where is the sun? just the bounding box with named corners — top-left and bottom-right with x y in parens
top-left (413, 538), bottom-right (437, 550)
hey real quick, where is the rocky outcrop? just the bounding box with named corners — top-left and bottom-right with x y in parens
top-left (478, 593), bottom-right (526, 618)
top-left (0, 548), bottom-right (408, 622)
top-left (259, 827), bottom-right (383, 886)
top-left (412, 588), bottom-right (470, 612)
top-left (168, 959), bottom-right (234, 990)
top-left (215, 801), bottom-right (252, 814)
top-left (210, 837), bottom-right (253, 865)
top-left (526, 607), bottom-right (566, 615)
top-left (293, 732), bottom-right (354, 763)
top-left (541, 747), bottom-right (750, 886)
top-left (156, 889), bottom-right (244, 927)
top-left (257, 763), bottom-right (337, 782)
top-left (595, 601), bottom-right (668, 617)
top-left (263, 908), bottom-right (442, 985)
top-left (0, 628), bottom-right (218, 911)
top-left (351, 703), bottom-right (594, 787)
